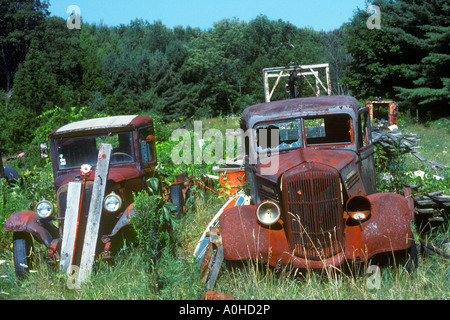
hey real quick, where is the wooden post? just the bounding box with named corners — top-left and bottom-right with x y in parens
top-left (263, 69), bottom-right (270, 103)
top-left (59, 181), bottom-right (82, 275)
top-left (326, 65), bottom-right (332, 95)
top-left (78, 143), bottom-right (112, 283)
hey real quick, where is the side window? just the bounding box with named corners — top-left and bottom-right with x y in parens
top-left (141, 141), bottom-right (153, 163)
top-left (358, 110), bottom-right (372, 148)
top-left (139, 129), bottom-right (156, 165)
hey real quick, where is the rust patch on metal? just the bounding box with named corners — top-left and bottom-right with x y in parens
top-left (202, 291), bottom-right (234, 300)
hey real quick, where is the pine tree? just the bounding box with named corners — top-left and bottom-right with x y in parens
top-left (0, 0), bottom-right (49, 92)
top-left (394, 1), bottom-right (450, 115)
top-left (344, 0), bottom-right (450, 116)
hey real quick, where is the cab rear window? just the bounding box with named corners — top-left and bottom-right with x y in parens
top-left (304, 115), bottom-right (352, 146)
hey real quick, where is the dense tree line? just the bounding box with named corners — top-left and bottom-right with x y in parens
top-left (343, 0), bottom-right (450, 118)
top-left (0, 0), bottom-right (448, 153)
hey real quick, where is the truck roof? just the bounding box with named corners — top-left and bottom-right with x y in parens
top-left (50, 115), bottom-right (153, 136)
top-left (240, 96), bottom-right (361, 130)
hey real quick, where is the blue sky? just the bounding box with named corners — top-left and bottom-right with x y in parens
top-left (49, 0), bottom-right (368, 31)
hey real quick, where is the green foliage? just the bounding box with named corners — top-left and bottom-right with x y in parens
top-left (0, 105), bottom-right (38, 153)
top-left (153, 252), bottom-right (204, 299)
top-left (426, 117), bottom-right (450, 133)
top-left (130, 188), bottom-right (179, 268)
top-left (10, 16), bottom-right (83, 115)
top-left (343, 0), bottom-right (450, 114)
top-left (374, 142), bottom-right (411, 194)
top-left (411, 170), bottom-right (450, 194)
top-left (0, 0), bottom-right (49, 92)
top-left (0, 163), bottom-right (54, 249)
top-left (1, 11), bottom-right (336, 154)
top-left (374, 121), bottom-right (450, 195)
top-left (1, 2), bottom-right (449, 154)
top-left (0, 177), bottom-right (29, 246)
top-left (33, 105), bottom-right (107, 145)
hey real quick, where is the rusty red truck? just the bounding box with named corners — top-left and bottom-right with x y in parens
top-left (4, 115), bottom-right (185, 278)
top-left (199, 96), bottom-right (417, 288)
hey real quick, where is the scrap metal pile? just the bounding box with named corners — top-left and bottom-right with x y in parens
top-left (372, 126), bottom-right (449, 222)
top-left (372, 126), bottom-right (447, 169)
top-left (412, 191), bottom-right (450, 222)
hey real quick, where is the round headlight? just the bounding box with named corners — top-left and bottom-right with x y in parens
top-left (36, 200), bottom-right (54, 219)
top-left (346, 195), bottom-right (371, 221)
top-left (256, 200), bottom-right (281, 226)
top-left (350, 212), bottom-right (367, 220)
top-left (103, 193), bottom-right (122, 213)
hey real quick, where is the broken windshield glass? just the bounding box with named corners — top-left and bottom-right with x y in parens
top-left (55, 132), bottom-right (134, 169)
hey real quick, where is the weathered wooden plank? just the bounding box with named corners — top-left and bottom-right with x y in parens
top-left (427, 191), bottom-right (444, 197)
top-left (427, 160), bottom-right (447, 169)
top-left (411, 152), bottom-right (427, 162)
top-left (60, 181), bottom-right (82, 275)
top-left (78, 144), bottom-right (112, 283)
top-left (203, 228), bottom-right (224, 290)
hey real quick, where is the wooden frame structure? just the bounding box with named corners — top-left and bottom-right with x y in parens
top-left (263, 63), bottom-right (332, 103)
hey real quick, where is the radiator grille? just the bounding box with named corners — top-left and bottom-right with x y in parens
top-left (282, 163), bottom-right (343, 260)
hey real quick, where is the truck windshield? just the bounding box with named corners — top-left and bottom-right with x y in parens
top-left (55, 132), bottom-right (134, 169)
top-left (256, 120), bottom-right (302, 152)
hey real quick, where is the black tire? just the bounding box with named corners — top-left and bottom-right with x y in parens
top-left (12, 232), bottom-right (34, 279)
top-left (419, 239), bottom-right (450, 259)
top-left (169, 184), bottom-right (184, 218)
top-left (404, 239), bottom-right (419, 274)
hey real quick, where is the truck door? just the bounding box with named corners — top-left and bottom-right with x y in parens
top-left (358, 108), bottom-right (377, 194)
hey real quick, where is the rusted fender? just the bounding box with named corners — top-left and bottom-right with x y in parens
top-left (220, 193), bottom-right (414, 267)
top-left (104, 203), bottom-right (135, 238)
top-left (344, 192), bottom-right (413, 261)
top-left (219, 205), bottom-right (290, 267)
top-left (4, 211), bottom-right (53, 247)
top-left (219, 206), bottom-right (345, 268)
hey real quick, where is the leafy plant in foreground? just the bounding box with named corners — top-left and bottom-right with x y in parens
top-left (130, 179), bottom-right (179, 268)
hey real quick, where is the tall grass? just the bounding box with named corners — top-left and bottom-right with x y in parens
top-left (1, 183), bottom-right (449, 300)
top-left (402, 118), bottom-right (450, 171)
top-left (210, 244), bottom-right (450, 300)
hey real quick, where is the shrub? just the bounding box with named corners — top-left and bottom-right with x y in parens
top-left (130, 184), bottom-right (179, 269)
top-left (426, 117), bottom-right (450, 133)
top-left (374, 141), bottom-right (410, 194)
top-left (32, 105), bottom-right (107, 146)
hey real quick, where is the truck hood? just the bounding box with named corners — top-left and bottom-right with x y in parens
top-left (54, 167), bottom-right (142, 189)
top-left (256, 148), bottom-right (357, 183)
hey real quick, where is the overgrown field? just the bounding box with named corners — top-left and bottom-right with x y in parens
top-left (1, 115), bottom-right (449, 300)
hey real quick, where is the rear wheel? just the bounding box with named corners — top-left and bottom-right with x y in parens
top-left (12, 232), bottom-right (34, 279)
